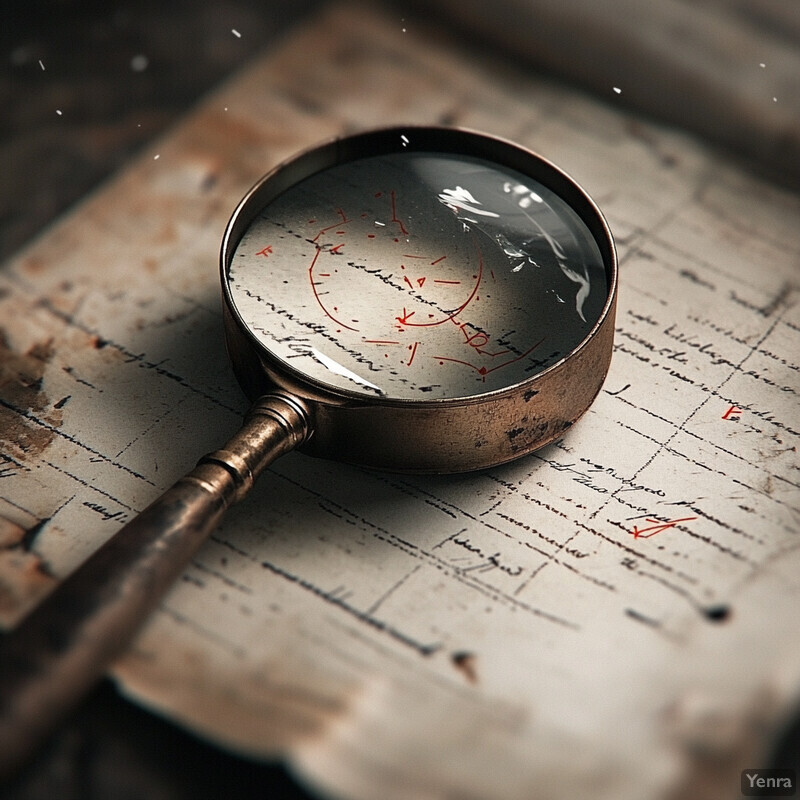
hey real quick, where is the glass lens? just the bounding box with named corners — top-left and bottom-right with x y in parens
top-left (228, 151), bottom-right (607, 401)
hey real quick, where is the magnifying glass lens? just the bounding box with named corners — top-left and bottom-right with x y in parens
top-left (228, 150), bottom-right (607, 401)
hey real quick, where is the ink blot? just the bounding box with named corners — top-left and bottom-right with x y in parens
top-left (703, 604), bottom-right (731, 623)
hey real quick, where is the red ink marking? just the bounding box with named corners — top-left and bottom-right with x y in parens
top-left (310, 209), bottom-right (350, 243)
top-left (396, 235), bottom-right (484, 328)
top-left (434, 355), bottom-right (481, 371)
top-left (407, 341), bottom-right (419, 366)
top-left (629, 517), bottom-right (697, 540)
top-left (434, 279), bottom-right (461, 285)
top-left (318, 273), bottom-right (331, 277)
top-left (403, 254), bottom-right (425, 259)
top-left (431, 255), bottom-right (447, 265)
top-left (368, 234), bottom-right (376, 239)
top-left (404, 276), bottom-right (414, 289)
top-left (390, 190), bottom-right (409, 235)
top-left (308, 247), bottom-right (358, 331)
top-left (308, 219), bottom-right (316, 224)
top-left (465, 331), bottom-right (489, 348)
top-left (330, 244), bottom-right (344, 254)
top-left (457, 326), bottom-right (509, 357)
top-left (256, 246), bottom-right (273, 257)
top-left (490, 270), bottom-right (495, 280)
top-left (417, 277), bottom-right (426, 288)
top-left (432, 336), bottom-right (545, 380)
top-left (396, 308), bottom-right (415, 324)
top-left (394, 238), bottom-right (400, 243)
top-left (336, 231), bottom-right (345, 235)
top-left (375, 192), bottom-right (383, 198)
top-left (722, 405), bottom-right (742, 420)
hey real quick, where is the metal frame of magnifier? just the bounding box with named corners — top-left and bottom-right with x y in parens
top-left (0, 126), bottom-right (617, 778)
top-left (222, 126), bottom-right (618, 473)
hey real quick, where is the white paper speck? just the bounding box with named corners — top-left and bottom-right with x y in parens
top-left (131, 54), bottom-right (148, 72)
top-left (232, 28), bottom-right (241, 38)
top-left (613, 86), bottom-right (622, 94)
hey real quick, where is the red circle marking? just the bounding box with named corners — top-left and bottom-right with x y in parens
top-left (396, 234), bottom-right (484, 329)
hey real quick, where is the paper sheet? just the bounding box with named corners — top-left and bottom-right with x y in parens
top-left (1, 5), bottom-right (799, 799)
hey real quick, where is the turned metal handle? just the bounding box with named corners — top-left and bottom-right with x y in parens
top-left (0, 393), bottom-right (309, 779)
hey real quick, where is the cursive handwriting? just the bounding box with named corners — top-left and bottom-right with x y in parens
top-left (452, 535), bottom-right (524, 577)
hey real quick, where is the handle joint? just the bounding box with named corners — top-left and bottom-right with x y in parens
top-left (199, 392), bottom-right (310, 503)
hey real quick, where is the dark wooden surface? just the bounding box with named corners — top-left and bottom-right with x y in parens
top-left (2, 680), bottom-right (317, 800)
top-left (1, 0), bottom-right (319, 263)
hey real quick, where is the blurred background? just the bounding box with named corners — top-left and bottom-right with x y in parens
top-left (3, 0), bottom-right (798, 268)
top-left (1, 1), bottom-right (798, 797)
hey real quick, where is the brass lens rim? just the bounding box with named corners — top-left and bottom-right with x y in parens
top-left (220, 126), bottom-right (617, 471)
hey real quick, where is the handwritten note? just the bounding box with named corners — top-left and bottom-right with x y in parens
top-left (1, 6), bottom-right (798, 800)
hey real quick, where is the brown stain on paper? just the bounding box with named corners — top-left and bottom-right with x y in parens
top-left (0, 329), bottom-right (61, 625)
top-left (0, 328), bottom-right (62, 461)
top-left (451, 651), bottom-right (478, 685)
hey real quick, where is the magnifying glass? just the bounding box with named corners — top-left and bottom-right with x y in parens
top-left (0, 127), bottom-right (617, 775)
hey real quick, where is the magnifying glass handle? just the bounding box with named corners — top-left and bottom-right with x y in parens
top-left (0, 393), bottom-right (309, 780)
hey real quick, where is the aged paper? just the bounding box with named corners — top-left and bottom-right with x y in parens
top-left (1, 5), bottom-right (799, 799)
